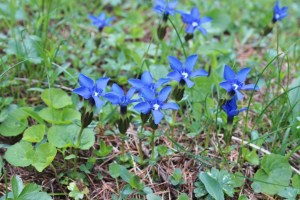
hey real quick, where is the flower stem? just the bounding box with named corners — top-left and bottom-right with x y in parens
top-left (74, 126), bottom-right (84, 175)
top-left (121, 134), bottom-right (126, 161)
top-left (138, 124), bottom-right (144, 164)
top-left (168, 18), bottom-right (187, 59)
top-left (170, 110), bottom-right (176, 147)
top-left (151, 129), bottom-right (156, 162)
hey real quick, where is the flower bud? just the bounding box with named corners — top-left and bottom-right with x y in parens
top-left (118, 115), bottom-right (130, 134)
top-left (157, 24), bottom-right (167, 40)
top-left (172, 85), bottom-right (185, 102)
top-left (184, 33), bottom-right (194, 41)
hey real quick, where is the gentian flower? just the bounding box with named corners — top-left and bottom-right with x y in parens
top-left (219, 65), bottom-right (259, 100)
top-left (272, 1), bottom-right (288, 23)
top-left (73, 73), bottom-right (109, 108)
top-left (128, 71), bottom-right (169, 93)
top-left (153, 0), bottom-right (178, 18)
top-left (89, 12), bottom-right (114, 31)
top-left (134, 86), bottom-right (179, 124)
top-left (181, 7), bottom-right (212, 35)
top-left (167, 54), bottom-right (208, 88)
top-left (104, 84), bottom-right (139, 114)
top-left (222, 95), bottom-right (247, 124)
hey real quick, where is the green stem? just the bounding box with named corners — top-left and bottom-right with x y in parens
top-left (74, 127), bottom-right (84, 175)
top-left (138, 124), bottom-right (144, 164)
top-left (204, 126), bottom-right (212, 149)
top-left (170, 110), bottom-right (176, 147)
top-left (168, 18), bottom-right (187, 58)
top-left (121, 135), bottom-right (125, 161)
top-left (151, 129), bottom-right (156, 161)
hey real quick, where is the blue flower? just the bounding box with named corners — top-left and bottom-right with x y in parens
top-left (73, 73), bottom-right (109, 108)
top-left (134, 86), bottom-right (179, 124)
top-left (104, 84), bottom-right (140, 114)
top-left (153, 0), bottom-right (178, 16)
top-left (89, 13), bottom-right (115, 31)
top-left (222, 95), bottom-right (247, 119)
top-left (219, 65), bottom-right (259, 100)
top-left (181, 7), bottom-right (212, 35)
top-left (128, 71), bottom-right (169, 93)
top-left (167, 54), bottom-right (208, 88)
top-left (272, 1), bottom-right (288, 23)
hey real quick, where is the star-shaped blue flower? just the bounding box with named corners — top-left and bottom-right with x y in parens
top-left (167, 54), bottom-right (208, 88)
top-left (128, 71), bottom-right (169, 93)
top-left (104, 84), bottom-right (140, 114)
top-left (153, 0), bottom-right (178, 16)
top-left (89, 12), bottom-right (115, 31)
top-left (222, 95), bottom-right (247, 120)
top-left (272, 1), bottom-right (288, 23)
top-left (134, 86), bottom-right (179, 124)
top-left (219, 65), bottom-right (259, 100)
top-left (181, 7), bottom-right (212, 35)
top-left (73, 73), bottom-right (109, 108)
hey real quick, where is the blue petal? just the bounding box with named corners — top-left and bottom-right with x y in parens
top-left (98, 13), bottom-right (106, 21)
top-left (186, 25), bottom-right (195, 34)
top-left (239, 107), bottom-right (248, 113)
top-left (200, 16), bottom-right (212, 24)
top-left (161, 102), bottom-right (179, 110)
top-left (104, 93), bottom-right (120, 105)
top-left (168, 1), bottom-right (177, 9)
top-left (141, 71), bottom-right (153, 85)
top-left (228, 110), bottom-right (239, 117)
top-left (197, 26), bottom-right (207, 35)
top-left (128, 79), bottom-right (144, 89)
top-left (73, 87), bottom-right (91, 99)
top-left (185, 54), bottom-right (198, 73)
top-left (224, 65), bottom-right (235, 81)
top-left (88, 15), bottom-right (98, 23)
top-left (190, 69), bottom-right (208, 78)
top-left (235, 90), bottom-right (244, 100)
top-left (181, 13), bottom-right (194, 24)
top-left (168, 56), bottom-right (183, 71)
top-left (96, 77), bottom-right (110, 91)
top-left (152, 110), bottom-right (164, 124)
top-left (134, 102), bottom-right (151, 114)
top-left (140, 87), bottom-right (156, 101)
top-left (93, 96), bottom-right (104, 108)
top-left (112, 84), bottom-right (124, 96)
top-left (126, 88), bottom-right (136, 99)
top-left (155, 78), bottom-right (170, 88)
top-left (79, 73), bottom-right (94, 89)
top-left (158, 86), bottom-right (172, 102)
top-left (167, 71), bottom-right (181, 82)
top-left (184, 78), bottom-right (195, 88)
top-left (219, 81), bottom-right (232, 92)
top-left (241, 84), bottom-right (259, 91)
top-left (191, 7), bottom-right (200, 18)
top-left (237, 68), bottom-right (251, 83)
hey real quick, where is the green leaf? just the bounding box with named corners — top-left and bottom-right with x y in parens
top-left (170, 168), bottom-right (185, 186)
top-left (146, 194), bottom-right (162, 200)
top-left (177, 193), bottom-right (189, 200)
top-left (119, 165), bottom-right (131, 183)
top-left (41, 88), bottom-right (72, 109)
top-left (48, 124), bottom-right (95, 150)
top-left (194, 181), bottom-right (208, 198)
top-left (210, 168), bottom-right (235, 197)
top-left (199, 172), bottom-right (224, 200)
top-left (292, 174), bottom-right (300, 190)
top-left (21, 107), bottom-right (45, 124)
top-left (4, 141), bottom-right (34, 167)
top-left (18, 191), bottom-right (52, 200)
top-left (242, 148), bottom-right (259, 165)
top-left (32, 143), bottom-right (57, 172)
top-left (109, 163), bottom-right (121, 179)
top-left (11, 175), bottom-right (23, 198)
top-left (22, 124), bottom-right (45, 143)
top-left (129, 175), bottom-right (144, 190)
top-left (288, 77), bottom-right (300, 120)
top-left (0, 108), bottom-right (28, 137)
top-left (39, 107), bottom-right (80, 125)
top-left (238, 194), bottom-right (248, 200)
top-left (94, 140), bottom-right (113, 157)
top-left (278, 187), bottom-right (299, 200)
top-left (231, 172), bottom-right (245, 188)
top-left (251, 154), bottom-right (292, 195)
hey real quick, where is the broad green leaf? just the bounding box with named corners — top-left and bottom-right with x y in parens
top-left (39, 107), bottom-right (80, 124)
top-left (4, 141), bottom-right (34, 167)
top-left (109, 163), bottom-right (121, 179)
top-left (22, 124), bottom-right (45, 143)
top-left (288, 77), bottom-right (300, 121)
top-left (278, 187), bottom-right (299, 200)
top-left (32, 143), bottom-right (57, 172)
top-left (146, 194), bottom-right (162, 200)
top-left (231, 172), bottom-right (245, 188)
top-left (21, 107), bottom-right (45, 124)
top-left (210, 168), bottom-right (235, 197)
top-left (251, 154), bottom-right (292, 195)
top-left (18, 191), bottom-right (52, 200)
top-left (292, 174), bottom-right (300, 190)
top-left (41, 88), bottom-right (72, 109)
top-left (194, 181), bottom-right (208, 198)
top-left (199, 172), bottom-right (224, 200)
top-left (11, 175), bottom-right (23, 198)
top-left (129, 175), bottom-right (144, 190)
top-left (119, 165), bottom-right (131, 183)
top-left (0, 108), bottom-right (28, 136)
top-left (48, 124), bottom-right (95, 150)
top-left (177, 193), bottom-right (189, 200)
top-left (238, 194), bottom-right (248, 200)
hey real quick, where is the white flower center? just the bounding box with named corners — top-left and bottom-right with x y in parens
top-left (275, 14), bottom-right (280, 19)
top-left (232, 84), bottom-right (239, 90)
top-left (192, 22), bottom-right (198, 27)
top-left (182, 72), bottom-right (188, 79)
top-left (153, 104), bottom-right (160, 110)
top-left (94, 91), bottom-right (99, 97)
